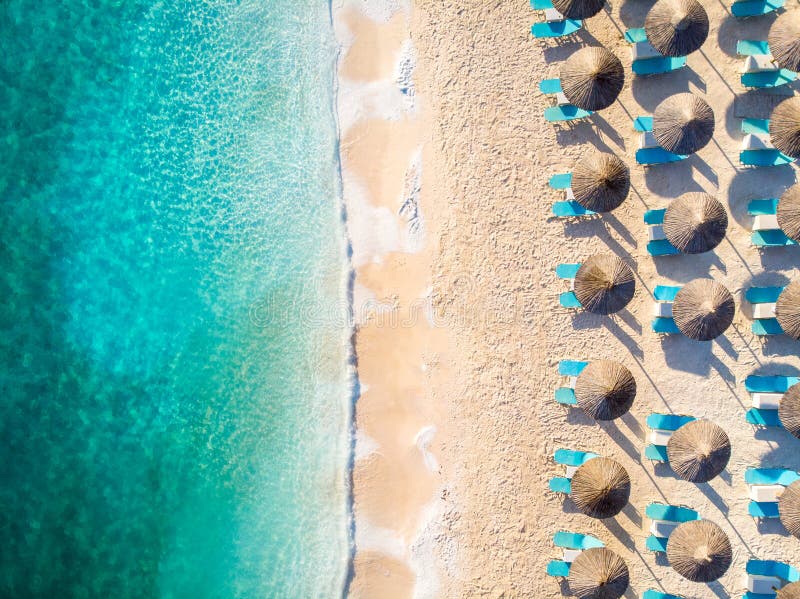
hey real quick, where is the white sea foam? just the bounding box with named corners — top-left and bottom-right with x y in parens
top-left (355, 430), bottom-right (380, 461)
top-left (355, 519), bottom-right (407, 560)
top-left (414, 425), bottom-right (439, 472)
top-left (343, 0), bottom-right (410, 22)
top-left (409, 496), bottom-right (446, 599)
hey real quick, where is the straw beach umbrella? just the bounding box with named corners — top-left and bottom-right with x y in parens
top-left (569, 547), bottom-right (629, 599)
top-left (575, 360), bottom-right (636, 420)
top-left (553, 0), bottom-right (606, 20)
top-left (561, 47), bottom-right (625, 112)
top-left (666, 520), bottom-right (732, 582)
top-left (778, 582), bottom-right (800, 599)
top-left (779, 383), bottom-right (800, 439)
top-left (574, 255), bottom-right (635, 315)
top-left (667, 419), bottom-right (731, 482)
top-left (776, 282), bottom-right (800, 341)
top-left (653, 94), bottom-right (715, 155)
top-left (663, 193), bottom-right (728, 254)
top-left (645, 0), bottom-right (709, 57)
top-left (768, 12), bottom-right (800, 73)
top-left (779, 480), bottom-right (800, 539)
top-left (770, 97), bottom-right (800, 159)
top-left (571, 457), bottom-right (631, 518)
top-left (777, 183), bottom-right (800, 243)
top-left (572, 152), bottom-right (630, 213)
top-left (672, 279), bottom-right (734, 341)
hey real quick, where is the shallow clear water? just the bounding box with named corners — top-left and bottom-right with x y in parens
top-left (0, 1), bottom-right (350, 596)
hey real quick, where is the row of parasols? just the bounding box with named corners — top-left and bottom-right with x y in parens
top-left (559, 46), bottom-right (800, 160)
top-left (539, 4), bottom-right (800, 597)
top-left (564, 254), bottom-right (800, 340)
top-left (551, 0), bottom-right (798, 74)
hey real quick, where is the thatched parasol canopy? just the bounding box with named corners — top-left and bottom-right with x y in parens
top-left (666, 520), bottom-right (732, 582)
top-left (672, 279), bottom-right (734, 341)
top-left (553, 0), bottom-right (606, 20)
top-left (569, 547), bottom-right (630, 599)
top-left (664, 193), bottom-right (728, 254)
top-left (572, 152), bottom-right (630, 213)
top-left (777, 183), bottom-right (800, 243)
top-left (574, 255), bottom-right (635, 315)
top-left (571, 457), bottom-right (631, 518)
top-left (645, 0), bottom-right (709, 57)
top-left (777, 581), bottom-right (800, 599)
top-left (667, 419), bottom-right (731, 482)
top-left (770, 96), bottom-right (800, 159)
top-left (575, 360), bottom-right (636, 420)
top-left (768, 12), bottom-right (800, 72)
top-left (776, 282), bottom-right (800, 341)
top-left (779, 383), bottom-right (800, 439)
top-left (779, 480), bottom-right (800, 539)
top-left (561, 47), bottom-right (625, 111)
top-left (653, 94), bottom-right (715, 155)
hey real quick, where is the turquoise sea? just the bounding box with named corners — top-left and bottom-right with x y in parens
top-left (0, 1), bottom-right (351, 597)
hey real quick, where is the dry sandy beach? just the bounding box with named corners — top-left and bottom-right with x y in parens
top-left (336, 0), bottom-right (800, 597)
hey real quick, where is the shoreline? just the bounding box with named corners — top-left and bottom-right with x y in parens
top-left (333, 1), bottom-right (448, 596)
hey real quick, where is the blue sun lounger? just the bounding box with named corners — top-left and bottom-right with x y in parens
top-left (742, 69), bottom-right (797, 89)
top-left (644, 209), bottom-right (680, 256)
top-left (652, 285), bottom-right (681, 334)
top-left (556, 263), bottom-right (583, 308)
top-left (531, 12), bottom-right (582, 39)
top-left (643, 591), bottom-right (684, 599)
top-left (645, 414), bottom-right (696, 462)
top-left (745, 373), bottom-right (799, 428)
top-left (625, 28), bottom-right (687, 76)
top-left (549, 171), bottom-right (597, 218)
top-left (646, 502), bottom-right (700, 552)
top-left (749, 199), bottom-right (797, 247)
top-left (732, 0), bottom-right (783, 18)
top-left (547, 531), bottom-right (604, 577)
top-left (549, 449), bottom-right (598, 494)
top-left (540, 80), bottom-right (593, 122)
top-left (746, 286), bottom-right (785, 336)
top-left (737, 40), bottom-right (771, 56)
top-left (744, 560), bottom-right (800, 598)
top-left (746, 468), bottom-right (800, 519)
top-left (555, 360), bottom-right (588, 405)
top-left (634, 116), bottom-right (688, 165)
top-left (740, 149), bottom-right (796, 167)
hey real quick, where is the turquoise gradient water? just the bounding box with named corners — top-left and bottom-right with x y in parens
top-left (0, 1), bottom-right (351, 596)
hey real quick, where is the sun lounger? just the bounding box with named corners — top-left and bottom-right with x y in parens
top-left (634, 116), bottom-right (653, 132)
top-left (731, 0), bottom-right (784, 18)
top-left (637, 147), bottom-right (688, 165)
top-left (742, 69), bottom-right (797, 89)
top-left (633, 56), bottom-right (687, 76)
top-left (740, 149), bottom-right (796, 167)
top-left (532, 19), bottom-right (582, 39)
top-left (547, 531), bottom-right (604, 577)
top-left (652, 285), bottom-right (681, 334)
top-left (747, 286), bottom-right (786, 335)
top-left (745, 560), bottom-right (800, 597)
top-left (645, 414), bottom-right (696, 462)
top-left (742, 118), bottom-right (771, 135)
top-left (737, 40), bottom-right (771, 56)
top-left (531, 0), bottom-right (555, 8)
top-left (625, 29), bottom-right (686, 76)
top-left (545, 104), bottom-right (592, 122)
top-left (745, 375), bottom-right (800, 393)
top-left (549, 171), bottom-right (596, 218)
top-left (644, 209), bottom-right (680, 255)
top-left (646, 502), bottom-right (700, 552)
top-left (643, 591), bottom-right (684, 599)
top-left (555, 448), bottom-right (598, 468)
top-left (746, 467), bottom-right (800, 520)
top-left (539, 78), bottom-right (563, 95)
top-left (749, 199), bottom-right (797, 247)
top-left (557, 263), bottom-right (583, 308)
top-left (555, 360), bottom-right (588, 405)
top-left (550, 449), bottom-right (597, 493)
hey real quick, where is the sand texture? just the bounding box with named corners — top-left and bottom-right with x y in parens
top-left (341, 0), bottom-right (800, 597)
